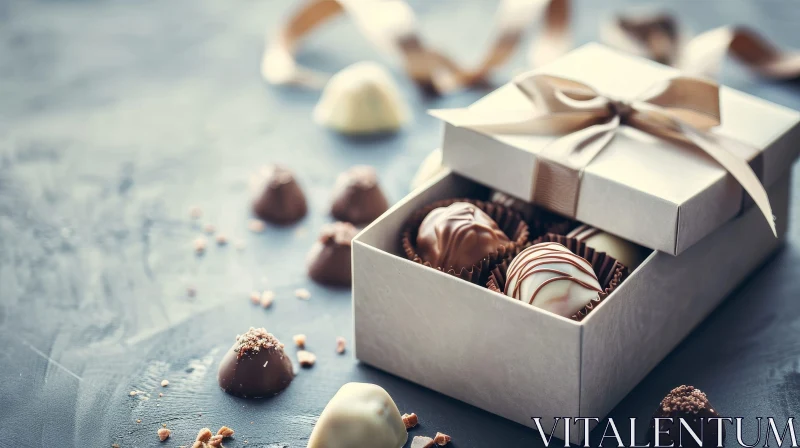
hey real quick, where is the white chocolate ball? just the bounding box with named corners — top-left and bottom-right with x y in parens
top-left (410, 148), bottom-right (445, 191)
top-left (314, 61), bottom-right (409, 135)
top-left (504, 242), bottom-right (602, 318)
top-left (567, 225), bottom-right (646, 270)
top-left (307, 382), bottom-right (408, 448)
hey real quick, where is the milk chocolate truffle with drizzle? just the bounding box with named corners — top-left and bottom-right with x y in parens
top-left (503, 242), bottom-right (602, 318)
top-left (331, 165), bottom-right (389, 225)
top-left (307, 221), bottom-right (358, 287)
top-left (647, 386), bottom-right (725, 448)
top-left (417, 202), bottom-right (511, 273)
top-left (217, 327), bottom-right (294, 398)
top-left (567, 224), bottom-right (646, 270)
top-left (253, 165), bottom-right (307, 225)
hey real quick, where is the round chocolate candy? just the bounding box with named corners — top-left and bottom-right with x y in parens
top-left (567, 224), bottom-right (646, 270)
top-left (217, 327), bottom-right (294, 398)
top-left (503, 242), bottom-right (602, 318)
top-left (416, 201), bottom-right (510, 273)
top-left (330, 166), bottom-right (389, 225)
top-left (307, 221), bottom-right (358, 287)
top-left (647, 385), bottom-right (725, 448)
top-left (253, 165), bottom-right (307, 225)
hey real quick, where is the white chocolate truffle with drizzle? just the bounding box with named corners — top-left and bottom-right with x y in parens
top-left (567, 224), bottom-right (646, 270)
top-left (504, 242), bottom-right (602, 318)
top-left (314, 61), bottom-right (409, 135)
top-left (308, 382), bottom-right (408, 448)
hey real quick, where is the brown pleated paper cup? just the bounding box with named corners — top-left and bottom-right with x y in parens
top-left (487, 234), bottom-right (629, 321)
top-left (401, 198), bottom-right (529, 284)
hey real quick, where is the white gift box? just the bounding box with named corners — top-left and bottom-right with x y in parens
top-left (351, 43), bottom-right (799, 441)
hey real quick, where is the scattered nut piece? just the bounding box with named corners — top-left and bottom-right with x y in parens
top-left (293, 334), bottom-right (307, 348)
top-left (336, 336), bottom-right (346, 354)
top-left (247, 219), bottom-right (265, 233)
top-left (196, 428), bottom-right (213, 442)
top-left (159, 392), bottom-right (164, 398)
top-left (402, 412), bottom-right (418, 429)
top-left (136, 419), bottom-right (142, 424)
top-left (194, 237), bottom-right (207, 254)
top-left (297, 350), bottom-right (316, 367)
top-left (433, 432), bottom-right (451, 446)
top-left (112, 444), bottom-right (120, 448)
top-left (294, 288), bottom-right (311, 300)
top-left (203, 224), bottom-right (216, 234)
top-left (158, 428), bottom-right (171, 442)
top-left (161, 379), bottom-right (169, 387)
top-left (260, 290), bottom-right (275, 308)
top-left (411, 436), bottom-right (435, 448)
top-left (215, 234), bottom-right (227, 245)
top-left (208, 435), bottom-right (224, 447)
top-left (249, 291), bottom-right (260, 305)
top-left (189, 206), bottom-right (203, 219)
top-left (129, 390), bottom-right (138, 396)
top-left (217, 426), bottom-right (234, 438)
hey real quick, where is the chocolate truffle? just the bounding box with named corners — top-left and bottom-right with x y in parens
top-left (417, 202), bottom-right (510, 272)
top-left (490, 190), bottom-right (536, 221)
top-left (307, 383), bottom-right (408, 448)
top-left (330, 166), bottom-right (389, 225)
top-left (307, 222), bottom-right (358, 287)
top-left (503, 242), bottom-right (602, 317)
top-left (217, 327), bottom-right (294, 398)
top-left (567, 224), bottom-right (646, 270)
top-left (647, 386), bottom-right (725, 448)
top-left (253, 165), bottom-right (307, 225)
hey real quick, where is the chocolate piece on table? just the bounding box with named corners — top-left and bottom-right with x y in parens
top-left (411, 436), bottom-right (435, 448)
top-left (330, 166), bottom-right (389, 225)
top-left (308, 383), bottom-right (408, 448)
top-left (217, 327), bottom-right (294, 398)
top-left (253, 165), bottom-right (307, 225)
top-left (647, 385), bottom-right (725, 448)
top-left (410, 149), bottom-right (445, 191)
top-left (313, 61), bottom-right (409, 135)
top-left (567, 224), bottom-right (646, 270)
top-left (503, 242), bottom-right (602, 318)
top-left (307, 221), bottom-right (358, 287)
top-left (417, 202), bottom-right (511, 273)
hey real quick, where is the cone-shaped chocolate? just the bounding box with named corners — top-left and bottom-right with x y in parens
top-left (330, 166), bottom-right (389, 225)
top-left (217, 327), bottom-right (294, 398)
top-left (253, 165), bottom-right (307, 225)
top-left (647, 386), bottom-right (725, 448)
top-left (308, 383), bottom-right (408, 448)
top-left (307, 222), bottom-right (358, 287)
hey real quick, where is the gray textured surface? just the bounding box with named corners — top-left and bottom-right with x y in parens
top-left (0, 0), bottom-right (799, 447)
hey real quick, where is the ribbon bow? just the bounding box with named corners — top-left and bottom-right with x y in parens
top-left (430, 74), bottom-right (776, 236)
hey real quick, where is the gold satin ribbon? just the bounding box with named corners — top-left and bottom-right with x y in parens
top-left (605, 12), bottom-right (800, 80)
top-left (261, 0), bottom-right (570, 95)
top-left (430, 74), bottom-right (777, 236)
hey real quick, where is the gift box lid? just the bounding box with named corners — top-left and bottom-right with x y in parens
top-left (434, 43), bottom-right (800, 255)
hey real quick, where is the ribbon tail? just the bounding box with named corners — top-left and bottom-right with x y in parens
top-left (681, 124), bottom-right (777, 237)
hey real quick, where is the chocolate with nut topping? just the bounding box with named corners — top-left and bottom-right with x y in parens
top-left (330, 165), bottom-right (389, 225)
top-left (253, 165), bottom-right (307, 225)
top-left (217, 327), bottom-right (294, 398)
top-left (307, 221), bottom-right (358, 287)
top-left (647, 385), bottom-right (725, 448)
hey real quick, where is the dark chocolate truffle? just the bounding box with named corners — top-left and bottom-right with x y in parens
top-left (647, 385), bottom-right (725, 448)
top-left (253, 165), bottom-right (307, 225)
top-left (307, 222), bottom-right (358, 287)
top-left (330, 165), bottom-right (389, 225)
top-left (416, 202), bottom-right (510, 272)
top-left (217, 327), bottom-right (294, 398)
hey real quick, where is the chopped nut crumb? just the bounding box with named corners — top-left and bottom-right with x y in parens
top-left (189, 206), bottom-right (203, 219)
top-left (112, 444), bottom-right (120, 448)
top-left (336, 336), bottom-right (346, 354)
top-left (129, 390), bottom-right (138, 396)
top-left (217, 426), bottom-right (234, 438)
top-left (411, 436), bottom-right (435, 448)
top-left (196, 428), bottom-right (213, 442)
top-left (161, 379), bottom-right (169, 387)
top-left (293, 334), bottom-right (306, 348)
top-left (247, 219), bottom-right (265, 233)
top-left (294, 288), bottom-right (310, 300)
top-left (260, 290), bottom-right (275, 308)
top-left (433, 432), bottom-right (451, 445)
top-left (162, 423), bottom-right (167, 427)
top-left (208, 435), bottom-right (224, 447)
top-left (191, 441), bottom-right (203, 448)
top-left (158, 428), bottom-right (171, 442)
top-left (194, 237), bottom-right (207, 254)
top-left (297, 350), bottom-right (316, 367)
top-left (159, 392), bottom-right (164, 398)
top-left (203, 224), bottom-right (216, 234)
top-left (402, 412), bottom-right (418, 429)
top-left (215, 234), bottom-right (227, 245)
top-left (249, 291), bottom-right (260, 305)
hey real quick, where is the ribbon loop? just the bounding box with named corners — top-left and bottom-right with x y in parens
top-left (431, 73), bottom-right (777, 237)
